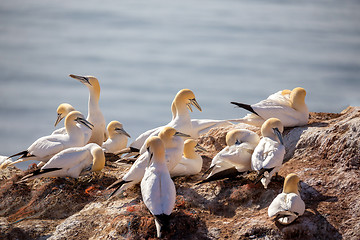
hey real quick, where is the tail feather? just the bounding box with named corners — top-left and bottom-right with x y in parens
top-left (154, 214), bottom-right (171, 238)
top-left (230, 102), bottom-right (259, 116)
top-left (107, 179), bottom-right (131, 199)
top-left (20, 167), bottom-right (62, 182)
top-left (253, 167), bottom-right (275, 184)
top-left (196, 167), bottom-right (244, 185)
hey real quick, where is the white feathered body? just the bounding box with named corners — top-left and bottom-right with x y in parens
top-left (251, 137), bottom-right (285, 188)
top-left (268, 192), bottom-right (305, 225)
top-left (141, 161), bottom-right (176, 216)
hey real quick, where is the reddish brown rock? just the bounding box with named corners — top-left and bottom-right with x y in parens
top-left (0, 107), bottom-right (359, 239)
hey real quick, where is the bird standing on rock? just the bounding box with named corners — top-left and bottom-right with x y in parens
top-left (231, 87), bottom-right (309, 127)
top-left (268, 173), bottom-right (305, 225)
top-left (251, 118), bottom-right (285, 188)
top-left (141, 136), bottom-right (176, 238)
top-left (107, 127), bottom-right (188, 198)
top-left (70, 74), bottom-right (107, 145)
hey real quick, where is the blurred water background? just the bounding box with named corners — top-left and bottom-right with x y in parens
top-left (0, 0), bottom-right (360, 169)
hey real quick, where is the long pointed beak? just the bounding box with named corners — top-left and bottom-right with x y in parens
top-left (69, 74), bottom-right (92, 86)
top-left (77, 117), bottom-right (94, 130)
top-left (273, 128), bottom-right (284, 145)
top-left (195, 143), bottom-right (207, 152)
top-left (190, 98), bottom-right (202, 112)
top-left (54, 113), bottom-right (64, 127)
top-left (175, 131), bottom-right (191, 138)
top-left (186, 103), bottom-right (193, 112)
top-left (115, 127), bottom-right (131, 138)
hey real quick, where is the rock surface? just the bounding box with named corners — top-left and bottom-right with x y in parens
top-left (1, 107), bottom-right (359, 239)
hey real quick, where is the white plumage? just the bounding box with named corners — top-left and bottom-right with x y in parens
top-left (21, 143), bottom-right (105, 180)
top-left (252, 118), bottom-right (285, 188)
top-left (51, 103), bottom-right (92, 145)
top-left (102, 121), bottom-right (130, 154)
top-left (1, 111), bottom-right (93, 169)
top-left (70, 74), bottom-right (107, 145)
top-left (199, 129), bottom-right (260, 184)
top-left (108, 127), bottom-right (186, 198)
top-left (231, 87), bottom-right (309, 127)
top-left (140, 136), bottom-right (176, 238)
top-left (170, 139), bottom-right (204, 177)
top-left (268, 173), bottom-right (305, 225)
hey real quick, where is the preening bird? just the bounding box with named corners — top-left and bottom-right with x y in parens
top-left (231, 87), bottom-right (309, 127)
top-left (197, 129), bottom-right (260, 184)
top-left (0, 111), bottom-right (93, 169)
top-left (170, 139), bottom-right (205, 177)
top-left (140, 136), bottom-right (176, 238)
top-left (102, 121), bottom-right (131, 154)
top-left (252, 118), bottom-right (285, 188)
top-left (20, 143), bottom-right (105, 181)
top-left (268, 173), bottom-right (305, 225)
top-left (70, 74), bottom-right (107, 145)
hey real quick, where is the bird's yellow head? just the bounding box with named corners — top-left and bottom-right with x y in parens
top-left (174, 89), bottom-right (202, 112)
top-left (55, 103), bottom-right (75, 127)
top-left (283, 173), bottom-right (301, 194)
top-left (261, 118), bottom-right (284, 144)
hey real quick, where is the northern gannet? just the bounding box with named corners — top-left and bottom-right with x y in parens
top-left (268, 173), bottom-right (305, 225)
top-left (231, 87), bottom-right (309, 127)
top-left (252, 118), bottom-right (285, 188)
top-left (102, 121), bottom-right (131, 154)
top-left (170, 139), bottom-right (205, 177)
top-left (127, 89), bottom-right (202, 152)
top-left (20, 143), bottom-right (105, 180)
top-left (140, 136), bottom-right (176, 238)
top-left (51, 103), bottom-right (92, 144)
top-left (197, 129), bottom-right (260, 184)
top-left (70, 74), bottom-right (107, 145)
top-left (107, 127), bottom-right (187, 198)
top-left (1, 111), bottom-right (93, 169)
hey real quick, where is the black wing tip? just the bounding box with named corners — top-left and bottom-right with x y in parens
top-left (230, 102), bottom-right (258, 116)
top-left (196, 167), bottom-right (242, 185)
top-left (21, 167), bottom-right (62, 181)
top-left (129, 147), bottom-right (140, 153)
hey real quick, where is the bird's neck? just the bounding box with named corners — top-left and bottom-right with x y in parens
top-left (184, 149), bottom-right (197, 159)
top-left (173, 98), bottom-right (190, 121)
top-left (87, 89), bottom-right (101, 119)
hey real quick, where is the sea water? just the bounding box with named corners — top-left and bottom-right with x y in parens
top-left (0, 0), bottom-right (359, 169)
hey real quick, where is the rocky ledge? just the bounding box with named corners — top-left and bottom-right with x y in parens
top-left (1, 107), bottom-right (359, 240)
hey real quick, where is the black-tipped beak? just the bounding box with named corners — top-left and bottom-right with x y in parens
top-left (190, 98), bottom-right (202, 112)
top-left (76, 117), bottom-right (94, 130)
top-left (273, 127), bottom-right (284, 145)
top-left (69, 74), bottom-right (92, 86)
top-left (195, 143), bottom-right (207, 152)
top-left (54, 113), bottom-right (64, 127)
top-left (174, 131), bottom-right (191, 138)
top-left (115, 127), bottom-right (131, 138)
